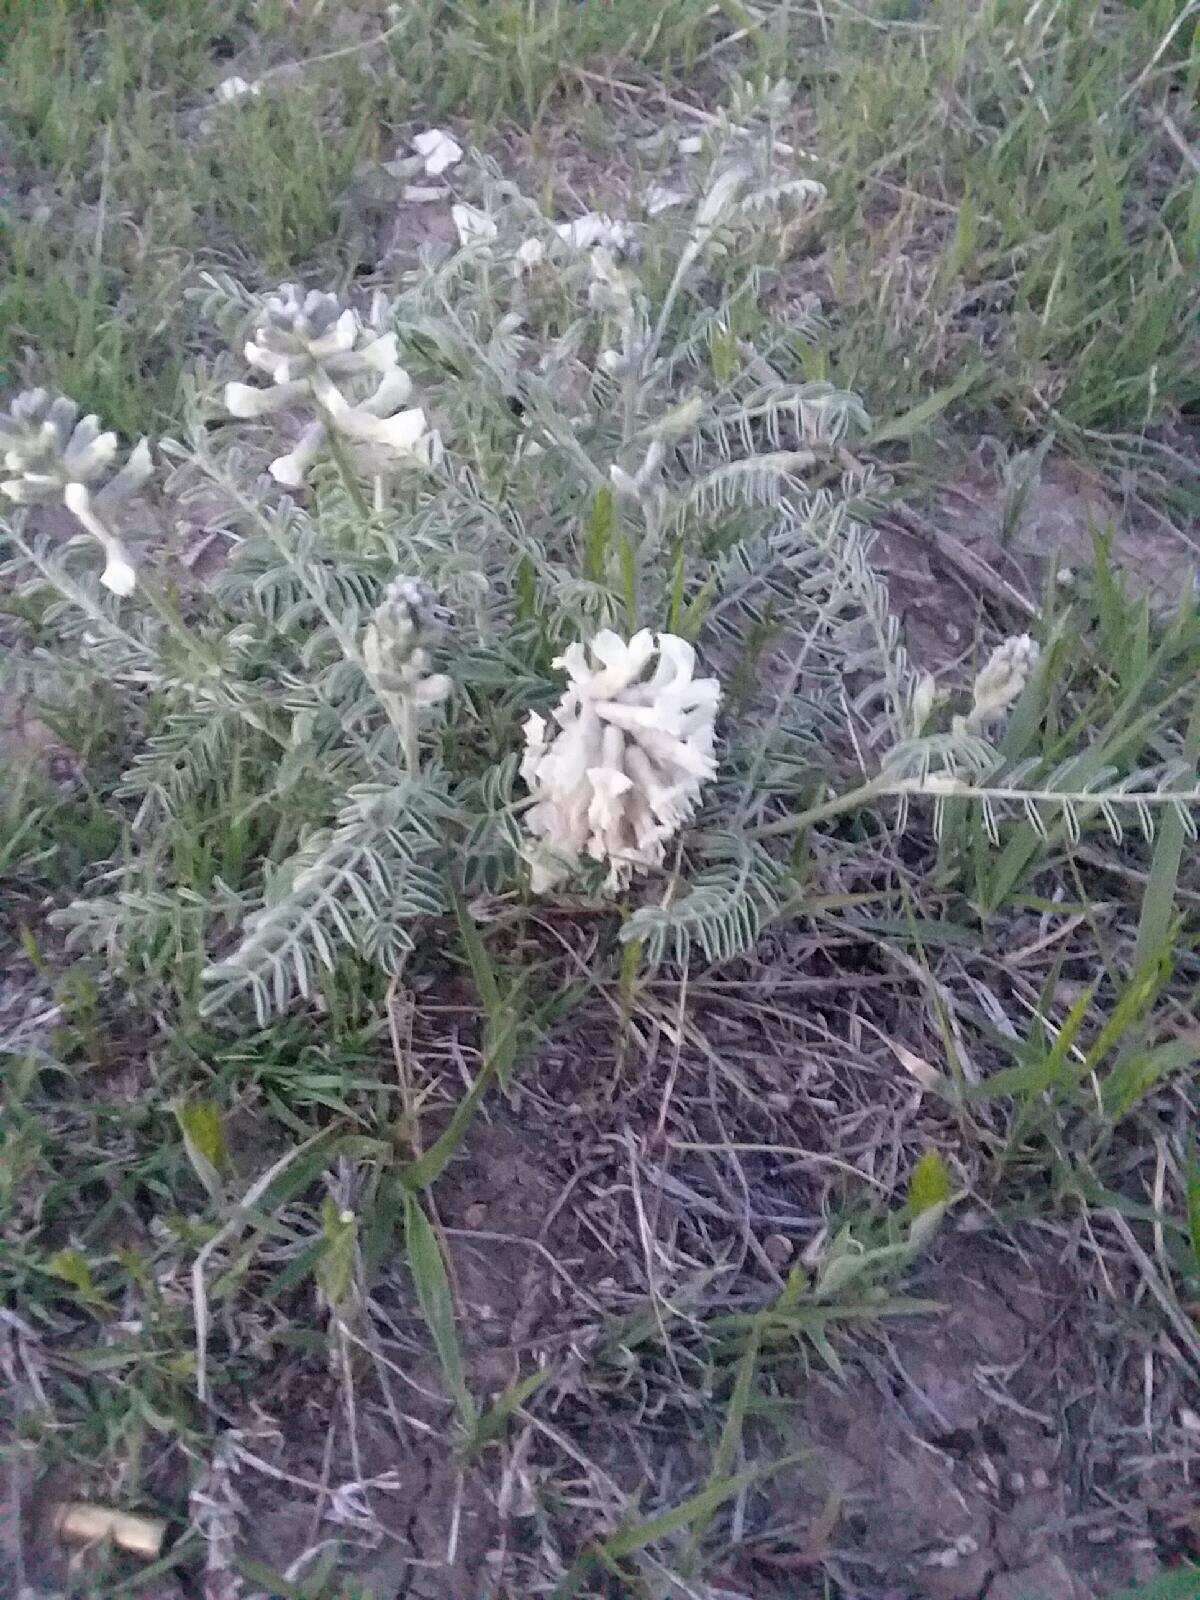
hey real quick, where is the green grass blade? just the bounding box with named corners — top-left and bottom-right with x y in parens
top-left (404, 1190), bottom-right (476, 1432)
top-left (966, 985), bottom-right (1094, 1102)
top-left (601, 1463), bottom-right (771, 1560)
top-left (464, 1366), bottom-right (550, 1457)
top-left (862, 366), bottom-right (982, 446)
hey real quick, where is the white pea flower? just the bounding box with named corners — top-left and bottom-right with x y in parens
top-left (910, 672), bottom-right (938, 734)
top-left (960, 634), bottom-right (1040, 731)
top-left (451, 203), bottom-right (498, 247)
top-left (215, 75), bottom-right (263, 103)
top-left (266, 421), bottom-right (328, 490)
top-left (224, 285), bottom-right (440, 485)
top-left (513, 237), bottom-right (546, 275)
top-left (411, 128), bottom-right (462, 176)
top-left (586, 248), bottom-right (636, 316)
top-left (644, 184), bottom-right (688, 217)
top-left (520, 630), bottom-right (721, 893)
top-left (0, 389), bottom-right (152, 594)
top-left (555, 213), bottom-right (633, 253)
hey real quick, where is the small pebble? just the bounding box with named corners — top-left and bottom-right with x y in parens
top-left (764, 1233), bottom-right (793, 1266)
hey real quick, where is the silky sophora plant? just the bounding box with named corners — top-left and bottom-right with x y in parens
top-left (6, 80), bottom-right (1196, 1020)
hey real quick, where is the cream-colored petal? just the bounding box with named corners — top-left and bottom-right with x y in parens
top-left (63, 424), bottom-right (119, 479)
top-left (355, 332), bottom-right (402, 373)
top-left (336, 404), bottom-right (428, 452)
top-left (452, 204), bottom-right (497, 246)
top-left (99, 540), bottom-right (137, 595)
top-left (1, 477), bottom-right (47, 502)
top-left (268, 421), bottom-right (327, 488)
top-left (413, 673), bottom-right (452, 705)
top-left (243, 342), bottom-right (290, 381)
top-left (63, 482), bottom-right (137, 594)
top-left (412, 128), bottom-right (463, 175)
top-left (359, 366), bottom-right (414, 418)
top-left (306, 309), bottom-right (359, 360)
top-left (225, 381), bottom-right (305, 418)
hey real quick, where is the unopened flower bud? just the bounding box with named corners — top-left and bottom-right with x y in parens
top-left (362, 578), bottom-right (452, 740)
top-left (911, 672), bottom-right (938, 732)
top-left (968, 635), bottom-right (1039, 727)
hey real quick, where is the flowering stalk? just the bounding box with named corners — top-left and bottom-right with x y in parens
top-left (361, 578), bottom-right (452, 774)
top-left (957, 635), bottom-right (1040, 733)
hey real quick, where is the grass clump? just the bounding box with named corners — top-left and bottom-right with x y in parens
top-left (804, 0), bottom-right (1200, 440)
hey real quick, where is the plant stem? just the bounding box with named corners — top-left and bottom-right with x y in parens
top-left (744, 775), bottom-right (889, 841)
top-left (323, 421), bottom-right (371, 518)
top-left (399, 697), bottom-right (419, 776)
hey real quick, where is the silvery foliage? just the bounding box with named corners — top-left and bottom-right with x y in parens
top-left (3, 82), bottom-right (1052, 1016)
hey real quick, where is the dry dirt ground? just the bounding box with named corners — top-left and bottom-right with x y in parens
top-left (5, 918), bottom-right (1199, 1599)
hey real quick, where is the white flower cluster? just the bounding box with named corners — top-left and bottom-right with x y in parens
top-left (225, 285), bottom-right (441, 488)
top-left (0, 389), bottom-right (152, 594)
top-left (521, 630), bottom-right (720, 893)
top-left (960, 634), bottom-right (1040, 731)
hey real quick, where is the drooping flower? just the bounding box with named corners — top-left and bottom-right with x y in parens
top-left (520, 630), bottom-right (721, 893)
top-left (586, 248), bottom-right (637, 318)
top-left (0, 389), bottom-right (152, 594)
top-left (644, 184), bottom-right (688, 217)
top-left (513, 237), bottom-right (546, 276)
top-left (224, 285), bottom-right (441, 486)
top-left (555, 213), bottom-right (632, 253)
